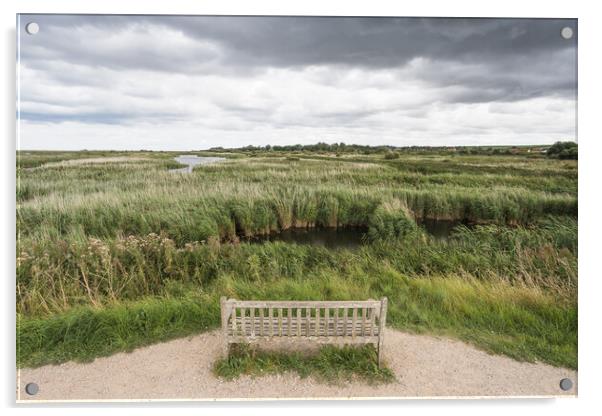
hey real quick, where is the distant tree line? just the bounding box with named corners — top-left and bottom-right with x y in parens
top-left (546, 141), bottom-right (578, 160)
top-left (210, 142), bottom-right (393, 154)
top-left (208, 142), bottom-right (559, 157)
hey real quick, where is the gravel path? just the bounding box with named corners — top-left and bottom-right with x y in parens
top-left (17, 329), bottom-right (577, 401)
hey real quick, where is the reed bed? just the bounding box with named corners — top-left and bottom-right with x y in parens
top-left (16, 150), bottom-right (578, 369)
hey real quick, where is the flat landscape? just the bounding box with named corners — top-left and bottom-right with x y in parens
top-left (16, 145), bottom-right (577, 378)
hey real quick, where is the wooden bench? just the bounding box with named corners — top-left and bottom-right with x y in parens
top-left (220, 297), bottom-right (388, 366)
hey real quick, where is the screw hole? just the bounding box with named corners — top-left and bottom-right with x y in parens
top-left (25, 382), bottom-right (39, 395)
top-left (560, 27), bottom-right (574, 40)
top-left (25, 22), bottom-right (39, 35)
top-left (559, 378), bottom-right (573, 391)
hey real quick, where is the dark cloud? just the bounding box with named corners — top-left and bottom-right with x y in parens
top-left (19, 15), bottom-right (576, 104)
top-left (170, 16), bottom-right (576, 68)
top-left (413, 46), bottom-right (577, 103)
top-left (17, 15), bottom-right (577, 149)
top-left (20, 16), bottom-right (578, 68)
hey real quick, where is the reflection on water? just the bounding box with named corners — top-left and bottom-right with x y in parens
top-left (171, 155), bottom-right (225, 173)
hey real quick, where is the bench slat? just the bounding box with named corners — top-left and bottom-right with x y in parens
top-left (333, 307), bottom-right (338, 336)
top-left (278, 308), bottom-right (282, 336)
top-left (227, 318), bottom-right (379, 337)
top-left (362, 307), bottom-right (367, 337)
top-left (352, 308), bottom-right (357, 339)
top-left (305, 307), bottom-right (310, 337)
top-left (242, 307), bottom-right (247, 338)
top-left (324, 307), bottom-right (329, 337)
top-left (231, 307), bottom-right (237, 335)
top-left (259, 308), bottom-right (265, 336)
top-left (227, 335), bottom-right (380, 344)
top-left (226, 318), bottom-right (379, 335)
top-left (226, 300), bottom-right (381, 309)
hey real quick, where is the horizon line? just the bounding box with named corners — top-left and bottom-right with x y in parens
top-left (16, 141), bottom-right (576, 152)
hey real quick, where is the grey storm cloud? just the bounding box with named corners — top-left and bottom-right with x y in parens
top-left (171, 17), bottom-right (575, 67)
top-left (17, 14), bottom-right (577, 149)
top-left (22, 15), bottom-right (577, 70)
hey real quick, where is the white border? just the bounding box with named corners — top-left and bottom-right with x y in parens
top-left (16, 394), bottom-right (578, 404)
top-left (4, 0), bottom-right (601, 415)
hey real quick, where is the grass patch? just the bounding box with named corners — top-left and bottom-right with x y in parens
top-left (17, 293), bottom-right (219, 368)
top-left (17, 273), bottom-right (576, 369)
top-left (213, 344), bottom-right (395, 385)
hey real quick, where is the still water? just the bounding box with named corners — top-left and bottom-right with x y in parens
top-left (247, 219), bottom-right (471, 249)
top-left (172, 155), bottom-right (225, 173)
top-left (247, 227), bottom-right (366, 249)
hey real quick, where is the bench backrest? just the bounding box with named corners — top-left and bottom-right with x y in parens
top-left (220, 298), bottom-right (387, 340)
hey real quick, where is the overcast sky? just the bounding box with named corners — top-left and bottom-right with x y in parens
top-left (17, 15), bottom-right (577, 150)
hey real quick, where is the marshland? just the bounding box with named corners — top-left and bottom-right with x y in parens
top-left (16, 144), bottom-right (577, 370)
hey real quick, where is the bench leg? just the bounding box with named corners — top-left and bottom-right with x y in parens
top-left (220, 296), bottom-right (230, 358)
top-left (377, 297), bottom-right (387, 368)
top-left (223, 341), bottom-right (230, 358)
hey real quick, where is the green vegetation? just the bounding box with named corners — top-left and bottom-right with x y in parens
top-left (213, 344), bottom-right (395, 384)
top-left (16, 146), bottom-right (577, 371)
top-left (384, 150), bottom-right (400, 160)
top-left (547, 141), bottom-right (578, 160)
top-left (209, 142), bottom-right (553, 157)
top-left (17, 293), bottom-right (218, 368)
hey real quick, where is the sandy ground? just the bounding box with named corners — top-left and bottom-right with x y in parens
top-left (17, 329), bottom-right (577, 401)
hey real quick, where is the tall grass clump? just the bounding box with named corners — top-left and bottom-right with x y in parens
top-left (367, 199), bottom-right (418, 240)
top-left (213, 344), bottom-right (394, 384)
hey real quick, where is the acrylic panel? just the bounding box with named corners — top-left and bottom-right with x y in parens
top-left (16, 14), bottom-right (578, 402)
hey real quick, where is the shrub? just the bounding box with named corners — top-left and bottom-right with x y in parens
top-left (547, 141), bottom-right (577, 160)
top-left (384, 150), bottom-right (400, 160)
